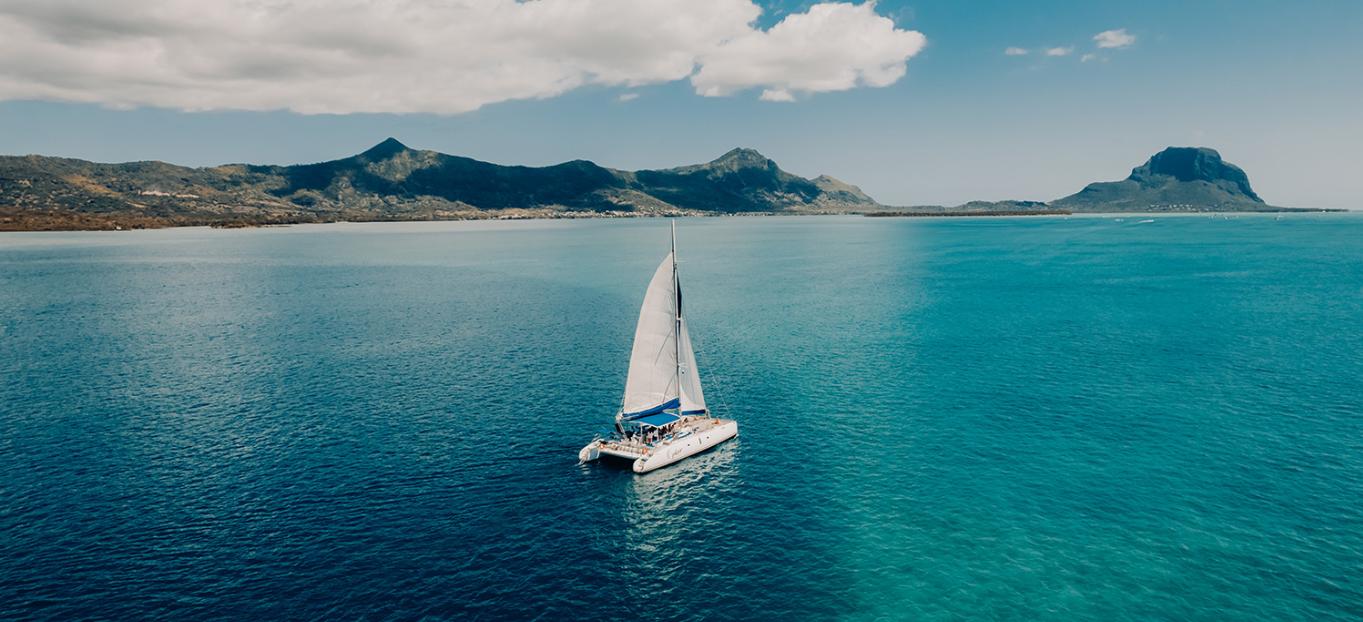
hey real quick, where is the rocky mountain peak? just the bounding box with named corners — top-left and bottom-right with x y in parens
top-left (1130, 147), bottom-right (1260, 202)
top-left (358, 137), bottom-right (412, 160)
top-left (707, 147), bottom-right (775, 170)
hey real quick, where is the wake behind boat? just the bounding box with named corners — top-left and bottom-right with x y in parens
top-left (579, 222), bottom-right (738, 473)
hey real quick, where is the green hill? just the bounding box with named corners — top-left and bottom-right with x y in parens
top-left (0, 139), bottom-right (880, 230)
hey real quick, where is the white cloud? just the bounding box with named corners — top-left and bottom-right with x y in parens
top-left (1044, 46), bottom-right (1074, 57)
top-left (1004, 47), bottom-right (1029, 56)
top-left (618, 92), bottom-right (640, 102)
top-left (0, 0), bottom-right (924, 114)
top-left (1080, 53), bottom-right (1097, 63)
top-left (691, 2), bottom-right (926, 99)
top-left (1093, 28), bottom-right (1136, 49)
top-left (759, 88), bottom-right (795, 102)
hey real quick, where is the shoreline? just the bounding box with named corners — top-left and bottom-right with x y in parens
top-left (0, 207), bottom-right (1353, 233)
top-left (866, 209), bottom-right (1072, 218)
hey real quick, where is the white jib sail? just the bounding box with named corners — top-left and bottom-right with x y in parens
top-left (621, 252), bottom-right (679, 416)
top-left (678, 316), bottom-right (707, 415)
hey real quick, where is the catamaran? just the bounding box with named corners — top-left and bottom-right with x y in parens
top-left (579, 222), bottom-right (738, 473)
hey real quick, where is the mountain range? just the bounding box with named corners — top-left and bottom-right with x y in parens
top-left (0, 139), bottom-right (875, 230)
top-left (0, 142), bottom-right (1327, 230)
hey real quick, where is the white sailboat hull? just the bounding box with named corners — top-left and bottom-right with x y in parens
top-left (633, 418), bottom-right (737, 473)
top-left (578, 418), bottom-right (738, 473)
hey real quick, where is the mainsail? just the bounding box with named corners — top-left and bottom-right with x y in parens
top-left (621, 252), bottom-right (680, 417)
top-left (621, 247), bottom-right (707, 419)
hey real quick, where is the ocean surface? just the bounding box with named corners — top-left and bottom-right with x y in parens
top-left (2, 214), bottom-right (1362, 621)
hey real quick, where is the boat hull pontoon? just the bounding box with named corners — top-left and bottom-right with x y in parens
top-left (579, 416), bottom-right (737, 473)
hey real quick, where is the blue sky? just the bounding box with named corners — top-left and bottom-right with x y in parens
top-left (1, 0), bottom-right (1359, 208)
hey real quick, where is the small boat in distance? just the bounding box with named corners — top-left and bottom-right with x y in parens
top-left (579, 222), bottom-right (738, 473)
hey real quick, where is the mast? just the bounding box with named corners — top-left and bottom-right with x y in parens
top-left (671, 220), bottom-right (682, 416)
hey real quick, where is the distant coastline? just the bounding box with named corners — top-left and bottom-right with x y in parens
top-left (866, 209), bottom-right (1072, 218)
top-left (6, 207), bottom-right (1357, 233)
top-left (0, 207), bottom-right (705, 232)
top-left (0, 142), bottom-right (1347, 232)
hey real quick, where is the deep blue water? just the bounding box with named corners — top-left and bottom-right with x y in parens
top-left (2, 214), bottom-right (1362, 621)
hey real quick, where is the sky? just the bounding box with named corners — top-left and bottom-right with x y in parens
top-left (1, 0), bottom-right (1360, 208)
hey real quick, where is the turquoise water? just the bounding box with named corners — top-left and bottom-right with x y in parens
top-left (2, 214), bottom-right (1361, 620)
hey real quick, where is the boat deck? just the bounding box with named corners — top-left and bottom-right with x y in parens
top-left (594, 417), bottom-right (729, 460)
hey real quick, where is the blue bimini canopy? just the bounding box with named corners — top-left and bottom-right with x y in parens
top-left (632, 412), bottom-right (680, 428)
